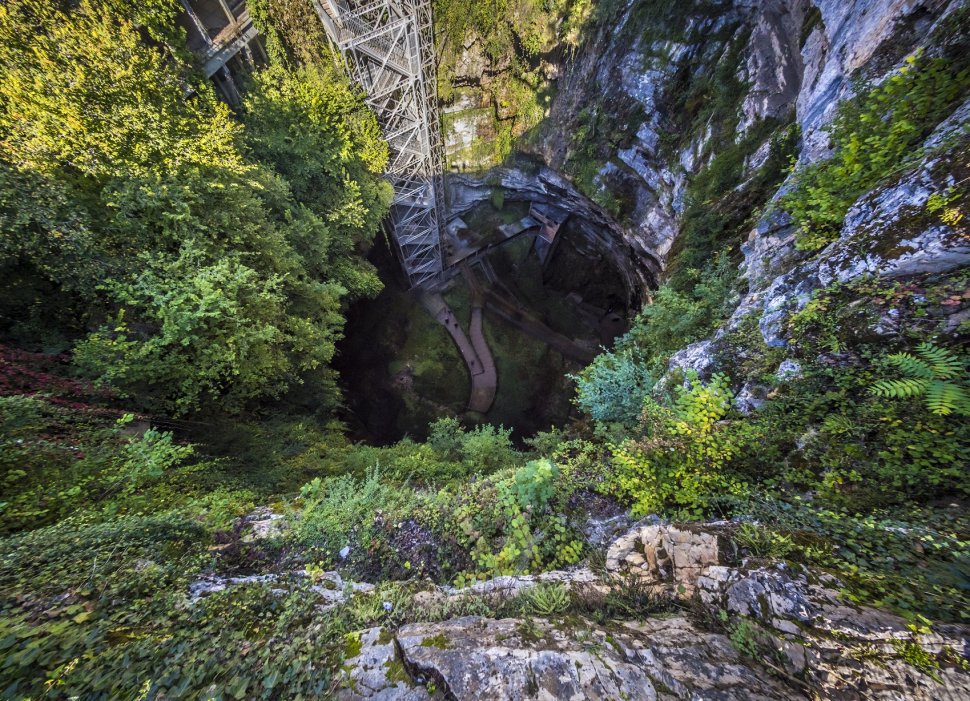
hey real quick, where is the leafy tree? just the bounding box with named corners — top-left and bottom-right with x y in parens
top-left (242, 63), bottom-right (392, 301)
top-left (0, 0), bottom-right (390, 414)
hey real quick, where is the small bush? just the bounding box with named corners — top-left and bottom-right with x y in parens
top-left (442, 463), bottom-right (584, 584)
top-left (572, 351), bottom-right (653, 425)
top-left (0, 397), bottom-right (197, 533)
top-left (294, 468), bottom-right (414, 560)
top-left (609, 373), bottom-right (748, 518)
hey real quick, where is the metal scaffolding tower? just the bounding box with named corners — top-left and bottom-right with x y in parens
top-left (315, 0), bottom-right (445, 288)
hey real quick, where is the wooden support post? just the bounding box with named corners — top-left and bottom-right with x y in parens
top-left (216, 0), bottom-right (236, 23)
top-left (180, 0), bottom-right (213, 46)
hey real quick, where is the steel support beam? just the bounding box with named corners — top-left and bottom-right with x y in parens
top-left (315, 0), bottom-right (444, 288)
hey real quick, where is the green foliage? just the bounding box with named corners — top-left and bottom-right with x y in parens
top-left (444, 461), bottom-right (584, 584)
top-left (0, 0), bottom-right (389, 415)
top-left (247, 0), bottom-right (336, 67)
top-left (734, 522), bottom-right (797, 560)
top-left (717, 611), bottom-right (765, 660)
top-left (242, 63), bottom-right (392, 245)
top-left (295, 468), bottom-right (414, 560)
top-left (601, 253), bottom-right (738, 385)
top-left (743, 498), bottom-right (970, 623)
top-left (522, 582), bottom-right (570, 616)
top-left (609, 373), bottom-right (748, 518)
top-left (871, 343), bottom-right (969, 415)
top-left (0, 397), bottom-right (197, 532)
top-left (571, 351), bottom-right (653, 425)
top-left (781, 52), bottom-right (970, 251)
top-left (324, 418), bottom-right (521, 488)
top-left (0, 518), bottom-right (349, 697)
top-left (513, 459), bottom-right (558, 512)
top-left (668, 120), bottom-right (799, 288)
top-left (424, 417), bottom-right (520, 476)
top-left (926, 187), bottom-right (965, 227)
top-left (434, 0), bottom-right (582, 166)
top-left (891, 624), bottom-right (946, 681)
top-left (74, 254), bottom-right (295, 414)
top-left (766, 276), bottom-right (970, 509)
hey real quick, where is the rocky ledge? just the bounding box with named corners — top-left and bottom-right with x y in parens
top-left (342, 615), bottom-right (790, 701)
top-left (334, 521), bottom-right (970, 700)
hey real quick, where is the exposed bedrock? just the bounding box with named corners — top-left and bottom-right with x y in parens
top-left (443, 0), bottom-right (965, 311)
top-left (333, 520), bottom-right (970, 700)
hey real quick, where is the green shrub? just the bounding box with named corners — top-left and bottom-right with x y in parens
top-left (513, 459), bottom-right (558, 511)
top-left (443, 463), bottom-right (584, 584)
top-left (459, 423), bottom-right (519, 473)
top-left (871, 343), bottom-right (969, 416)
top-left (571, 351), bottom-right (653, 425)
top-left (329, 419), bottom-right (522, 487)
top-left (294, 468), bottom-right (414, 560)
top-left (617, 252), bottom-right (738, 377)
top-left (609, 373), bottom-right (748, 518)
top-left (0, 397), bottom-right (197, 533)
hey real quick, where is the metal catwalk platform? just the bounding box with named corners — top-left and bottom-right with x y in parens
top-left (314, 0), bottom-right (444, 288)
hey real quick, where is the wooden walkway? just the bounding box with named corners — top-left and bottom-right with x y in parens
top-left (419, 291), bottom-right (496, 414)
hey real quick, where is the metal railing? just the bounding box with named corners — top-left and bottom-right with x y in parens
top-left (314, 0), bottom-right (444, 288)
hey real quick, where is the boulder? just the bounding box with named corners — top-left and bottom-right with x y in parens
top-left (606, 522), bottom-right (737, 597)
top-left (239, 506), bottom-right (288, 542)
top-left (697, 563), bottom-right (970, 700)
top-left (336, 627), bottom-right (439, 701)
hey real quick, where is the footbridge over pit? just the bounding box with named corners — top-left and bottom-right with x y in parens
top-left (314, 0), bottom-right (445, 288)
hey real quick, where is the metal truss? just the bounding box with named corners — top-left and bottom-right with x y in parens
top-left (314, 0), bottom-right (444, 288)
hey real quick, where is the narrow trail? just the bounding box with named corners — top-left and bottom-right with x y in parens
top-left (419, 236), bottom-right (598, 414)
top-left (461, 266), bottom-right (498, 413)
top-left (418, 289), bottom-right (497, 414)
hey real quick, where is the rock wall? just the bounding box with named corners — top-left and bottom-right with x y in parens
top-left (484, 0), bottom-right (969, 379)
top-left (445, 165), bottom-right (658, 300)
top-left (334, 521), bottom-right (970, 700)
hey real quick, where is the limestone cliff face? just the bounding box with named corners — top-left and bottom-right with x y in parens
top-left (531, 0), bottom-right (955, 257)
top-left (440, 0), bottom-right (967, 377)
top-left (503, 0), bottom-right (969, 375)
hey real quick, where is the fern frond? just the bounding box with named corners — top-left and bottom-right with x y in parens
top-left (885, 352), bottom-right (935, 380)
top-left (925, 380), bottom-right (970, 416)
top-left (870, 378), bottom-right (930, 399)
top-left (915, 343), bottom-right (964, 380)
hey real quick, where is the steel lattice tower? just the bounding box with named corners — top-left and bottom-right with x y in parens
top-left (314, 0), bottom-right (444, 288)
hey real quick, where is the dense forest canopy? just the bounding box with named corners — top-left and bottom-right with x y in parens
top-left (0, 0), bottom-right (391, 416)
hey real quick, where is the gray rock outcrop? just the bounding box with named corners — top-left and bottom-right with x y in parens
top-left (336, 522), bottom-right (970, 700)
top-left (342, 615), bottom-right (792, 701)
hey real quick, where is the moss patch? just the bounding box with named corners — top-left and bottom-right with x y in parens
top-left (420, 632), bottom-right (451, 649)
